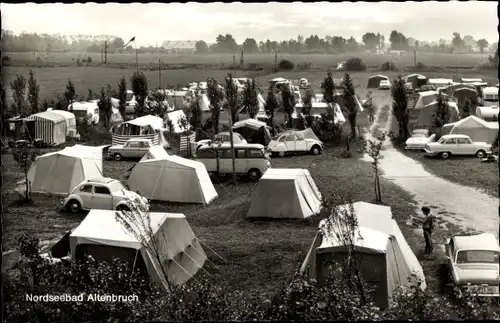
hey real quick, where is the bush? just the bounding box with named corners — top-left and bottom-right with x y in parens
top-left (344, 57), bottom-right (366, 71)
top-left (380, 61), bottom-right (397, 71)
top-left (415, 62), bottom-right (426, 69)
top-left (87, 56), bottom-right (92, 63)
top-left (296, 62), bottom-right (312, 70)
top-left (278, 59), bottom-right (294, 70)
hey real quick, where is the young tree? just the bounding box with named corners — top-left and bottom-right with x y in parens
top-left (476, 39), bottom-right (489, 57)
top-left (340, 73), bottom-right (358, 139)
top-left (41, 99), bottom-right (49, 112)
top-left (225, 73), bottom-right (239, 124)
top-left (188, 89), bottom-right (203, 138)
top-left (280, 84), bottom-right (296, 128)
top-left (131, 72), bottom-right (149, 117)
top-left (14, 144), bottom-right (37, 202)
top-left (265, 84), bottom-right (279, 135)
top-left (64, 79), bottom-right (76, 112)
top-left (87, 89), bottom-right (95, 101)
top-left (301, 90), bottom-right (314, 127)
top-left (242, 79), bottom-right (259, 118)
top-left (320, 71), bottom-right (336, 104)
top-left (10, 74), bottom-right (27, 117)
top-left (117, 76), bottom-right (128, 120)
top-left (390, 75), bottom-right (410, 139)
top-left (434, 92), bottom-right (450, 129)
top-left (27, 70), bottom-right (40, 115)
top-left (206, 78), bottom-right (225, 136)
top-left (97, 86), bottom-right (112, 130)
top-left (365, 132), bottom-right (386, 203)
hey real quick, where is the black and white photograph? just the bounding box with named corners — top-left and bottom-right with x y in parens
top-left (1, 1), bottom-right (499, 321)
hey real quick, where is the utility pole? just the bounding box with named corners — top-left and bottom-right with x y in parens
top-left (228, 109), bottom-right (236, 185)
top-left (135, 40), bottom-right (139, 74)
top-left (158, 59), bottom-right (162, 89)
top-left (104, 41), bottom-right (108, 64)
top-left (274, 51), bottom-right (278, 70)
top-left (413, 49), bottom-right (417, 67)
top-left (100, 49), bottom-right (103, 63)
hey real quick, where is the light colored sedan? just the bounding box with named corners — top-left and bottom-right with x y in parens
top-left (61, 177), bottom-right (147, 213)
top-left (424, 134), bottom-right (491, 159)
top-left (108, 139), bottom-right (153, 161)
top-left (379, 80), bottom-right (391, 90)
top-left (405, 129), bottom-right (436, 150)
top-left (268, 128), bottom-right (323, 157)
top-left (445, 233), bottom-right (500, 297)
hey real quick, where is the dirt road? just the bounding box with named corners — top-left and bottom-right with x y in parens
top-left (365, 103), bottom-right (498, 238)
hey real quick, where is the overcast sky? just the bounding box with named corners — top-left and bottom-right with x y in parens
top-left (1, 2), bottom-right (497, 46)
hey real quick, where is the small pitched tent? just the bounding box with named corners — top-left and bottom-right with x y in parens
top-left (246, 168), bottom-right (322, 219)
top-left (475, 106), bottom-right (499, 122)
top-left (128, 155), bottom-right (218, 204)
top-left (403, 74), bottom-right (428, 90)
top-left (233, 118), bottom-right (272, 146)
top-left (17, 147), bottom-right (103, 196)
top-left (415, 100), bottom-right (460, 128)
top-left (24, 111), bottom-right (68, 145)
top-left (300, 202), bottom-right (426, 309)
top-left (452, 87), bottom-right (479, 105)
top-left (367, 75), bottom-right (389, 88)
top-left (483, 87), bottom-right (499, 102)
top-left (414, 91), bottom-right (449, 110)
top-left (441, 83), bottom-right (477, 96)
top-left (441, 116), bottom-right (498, 144)
top-left (140, 145), bottom-right (169, 162)
top-left (70, 210), bottom-right (207, 289)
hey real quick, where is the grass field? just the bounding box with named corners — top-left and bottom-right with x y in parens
top-left (4, 51), bottom-right (493, 69)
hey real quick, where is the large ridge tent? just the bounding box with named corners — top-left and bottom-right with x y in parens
top-left (63, 144), bottom-right (108, 173)
top-left (415, 100), bottom-right (460, 128)
top-left (246, 168), bottom-right (322, 219)
top-left (403, 74), bottom-right (428, 89)
top-left (483, 87), bottom-right (499, 102)
top-left (112, 115), bottom-right (167, 147)
top-left (475, 106), bottom-right (499, 122)
top-left (16, 146), bottom-right (103, 196)
top-left (70, 210), bottom-right (207, 289)
top-left (300, 202), bottom-right (426, 309)
top-left (451, 87), bottom-right (479, 105)
top-left (367, 75), bottom-right (389, 88)
top-left (140, 145), bottom-right (169, 162)
top-left (24, 111), bottom-right (68, 145)
top-left (440, 83), bottom-right (477, 96)
top-left (441, 116), bottom-right (498, 144)
top-left (128, 155), bottom-right (218, 204)
top-left (413, 91), bottom-right (449, 110)
top-left (233, 118), bottom-right (272, 146)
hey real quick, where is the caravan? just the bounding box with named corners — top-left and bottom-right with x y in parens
top-left (70, 101), bottom-right (100, 125)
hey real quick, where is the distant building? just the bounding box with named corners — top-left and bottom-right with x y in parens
top-left (161, 40), bottom-right (197, 54)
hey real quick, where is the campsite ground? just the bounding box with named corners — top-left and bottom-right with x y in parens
top-left (2, 52), bottom-right (498, 299)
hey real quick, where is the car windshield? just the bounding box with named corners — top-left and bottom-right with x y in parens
top-left (109, 181), bottom-right (126, 193)
top-left (412, 133), bottom-right (427, 138)
top-left (456, 250), bottom-right (499, 264)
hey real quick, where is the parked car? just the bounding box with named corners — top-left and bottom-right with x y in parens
top-left (405, 129), bottom-right (436, 150)
top-left (379, 80), bottom-right (391, 90)
top-left (61, 177), bottom-right (147, 213)
top-left (108, 138), bottom-right (153, 161)
top-left (415, 84), bottom-right (436, 93)
top-left (444, 233), bottom-right (500, 297)
top-left (191, 132), bottom-right (247, 155)
top-left (196, 143), bottom-right (271, 181)
top-left (268, 129), bottom-right (323, 157)
top-left (424, 134), bottom-right (491, 159)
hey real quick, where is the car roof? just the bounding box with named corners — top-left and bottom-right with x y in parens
top-left (453, 233), bottom-right (500, 252)
top-left (199, 143), bottom-right (264, 150)
top-left (441, 134), bottom-right (470, 139)
top-left (85, 177), bottom-right (117, 184)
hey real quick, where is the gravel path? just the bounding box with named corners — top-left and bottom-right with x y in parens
top-left (364, 104), bottom-right (498, 238)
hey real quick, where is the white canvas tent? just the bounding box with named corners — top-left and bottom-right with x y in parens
top-left (128, 155), bottom-right (218, 204)
top-left (475, 106), bottom-right (499, 122)
top-left (69, 210), bottom-right (207, 289)
top-left (415, 100), bottom-right (460, 128)
top-left (441, 116), bottom-right (498, 144)
top-left (165, 110), bottom-right (190, 133)
top-left (246, 168), bottom-right (322, 219)
top-left (16, 146), bottom-right (103, 196)
top-left (300, 202), bottom-right (426, 309)
top-left (414, 91), bottom-right (447, 110)
top-left (24, 111), bottom-right (67, 145)
top-left (140, 145), bottom-right (169, 162)
top-left (63, 144), bottom-right (108, 173)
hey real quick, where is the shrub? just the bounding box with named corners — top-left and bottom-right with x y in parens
top-left (344, 57), bottom-right (366, 71)
top-left (415, 62), bottom-right (426, 69)
top-left (87, 56), bottom-right (92, 63)
top-left (296, 62), bottom-right (312, 70)
top-left (278, 59), bottom-right (294, 70)
top-left (380, 61), bottom-right (397, 71)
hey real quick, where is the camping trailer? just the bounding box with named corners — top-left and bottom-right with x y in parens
top-left (475, 106), bottom-right (499, 122)
top-left (300, 202), bottom-right (426, 309)
top-left (69, 210), bottom-right (207, 290)
top-left (483, 87), bottom-right (499, 102)
top-left (367, 75), bottom-right (389, 88)
top-left (246, 168), bottom-right (322, 219)
top-left (70, 101), bottom-right (100, 125)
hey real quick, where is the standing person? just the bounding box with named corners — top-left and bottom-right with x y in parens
top-left (421, 206), bottom-right (435, 254)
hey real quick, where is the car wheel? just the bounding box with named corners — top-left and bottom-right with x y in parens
top-left (311, 145), bottom-right (321, 155)
top-left (67, 200), bottom-right (81, 213)
top-left (476, 150), bottom-right (486, 158)
top-left (248, 169), bottom-right (261, 181)
top-left (278, 151), bottom-right (285, 157)
top-left (113, 153), bottom-right (123, 161)
top-left (440, 152), bottom-right (451, 159)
